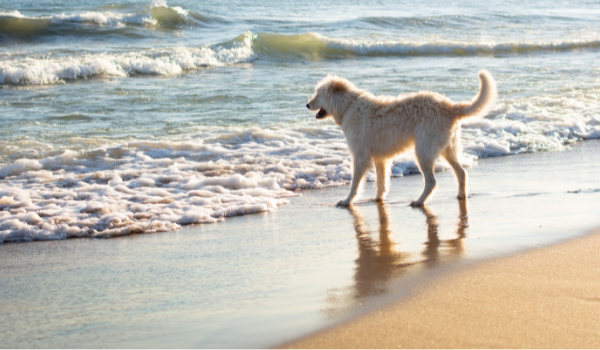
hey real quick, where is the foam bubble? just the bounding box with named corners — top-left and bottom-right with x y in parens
top-left (0, 159), bottom-right (42, 178)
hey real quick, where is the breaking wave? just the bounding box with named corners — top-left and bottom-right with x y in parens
top-left (0, 32), bottom-right (255, 85)
top-left (3, 29), bottom-right (600, 85)
top-left (252, 32), bottom-right (600, 59)
top-left (0, 2), bottom-right (227, 38)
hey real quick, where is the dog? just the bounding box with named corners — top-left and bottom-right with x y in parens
top-left (306, 70), bottom-right (497, 207)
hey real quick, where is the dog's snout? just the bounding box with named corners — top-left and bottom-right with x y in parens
top-left (306, 103), bottom-right (310, 109)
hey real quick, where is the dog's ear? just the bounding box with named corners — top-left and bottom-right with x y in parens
top-left (328, 79), bottom-right (347, 94)
top-left (326, 79), bottom-right (348, 117)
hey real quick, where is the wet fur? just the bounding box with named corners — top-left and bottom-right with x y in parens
top-left (306, 70), bottom-right (497, 206)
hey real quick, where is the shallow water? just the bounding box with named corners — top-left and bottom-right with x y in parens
top-left (1, 140), bottom-right (600, 348)
top-left (1, 0), bottom-right (600, 241)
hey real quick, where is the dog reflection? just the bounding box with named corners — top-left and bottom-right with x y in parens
top-left (350, 200), bottom-right (469, 302)
top-left (350, 202), bottom-right (402, 299)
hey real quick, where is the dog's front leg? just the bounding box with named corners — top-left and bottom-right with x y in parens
top-left (337, 154), bottom-right (371, 207)
top-left (374, 159), bottom-right (390, 201)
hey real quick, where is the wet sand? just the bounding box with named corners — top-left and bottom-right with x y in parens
top-left (285, 229), bottom-right (600, 348)
top-left (1, 140), bottom-right (600, 348)
top-left (283, 141), bottom-right (600, 349)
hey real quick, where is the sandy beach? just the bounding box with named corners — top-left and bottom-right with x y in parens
top-left (285, 229), bottom-right (600, 348)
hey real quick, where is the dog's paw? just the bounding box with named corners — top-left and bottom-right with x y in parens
top-left (336, 199), bottom-right (351, 207)
top-left (409, 200), bottom-right (424, 207)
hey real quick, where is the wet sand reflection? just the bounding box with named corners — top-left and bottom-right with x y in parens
top-left (324, 200), bottom-right (469, 316)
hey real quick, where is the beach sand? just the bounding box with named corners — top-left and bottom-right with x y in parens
top-left (1, 140), bottom-right (600, 348)
top-left (284, 230), bottom-right (600, 348)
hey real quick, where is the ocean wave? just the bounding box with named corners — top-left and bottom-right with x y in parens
top-left (0, 32), bottom-right (255, 85)
top-left (0, 10), bottom-right (153, 37)
top-left (149, 1), bottom-right (228, 28)
top-left (0, 2), bottom-right (226, 38)
top-left (6, 29), bottom-right (600, 85)
top-left (252, 32), bottom-right (600, 59)
top-left (351, 14), bottom-right (479, 29)
top-left (1, 88), bottom-right (600, 243)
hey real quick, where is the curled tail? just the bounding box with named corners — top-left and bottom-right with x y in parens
top-left (455, 70), bottom-right (497, 119)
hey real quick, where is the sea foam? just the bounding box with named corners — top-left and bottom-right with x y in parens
top-left (317, 34), bottom-right (600, 56)
top-left (0, 125), bottom-right (439, 243)
top-left (2, 87), bottom-right (600, 243)
top-left (0, 0), bottom-right (222, 30)
top-left (0, 33), bottom-right (255, 84)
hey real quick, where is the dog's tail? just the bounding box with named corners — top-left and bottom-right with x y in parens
top-left (454, 70), bottom-right (497, 119)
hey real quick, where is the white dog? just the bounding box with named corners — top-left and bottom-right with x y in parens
top-left (306, 70), bottom-right (497, 207)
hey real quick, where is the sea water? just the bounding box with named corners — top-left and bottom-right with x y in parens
top-left (1, 0), bottom-right (600, 242)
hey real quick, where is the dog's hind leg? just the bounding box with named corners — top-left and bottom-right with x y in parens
top-left (374, 158), bottom-right (390, 201)
top-left (442, 140), bottom-right (467, 199)
top-left (411, 142), bottom-right (441, 207)
top-left (338, 154), bottom-right (372, 207)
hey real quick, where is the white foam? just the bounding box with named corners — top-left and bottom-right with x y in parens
top-left (462, 90), bottom-right (600, 156)
top-left (0, 159), bottom-right (42, 178)
top-left (0, 8), bottom-right (157, 27)
top-left (0, 10), bottom-right (26, 18)
top-left (310, 32), bottom-right (600, 56)
top-left (1, 89), bottom-right (600, 243)
top-left (0, 1), bottom-right (197, 28)
top-left (52, 11), bottom-right (157, 26)
top-left (0, 122), bottom-right (461, 243)
top-left (0, 34), bottom-right (255, 84)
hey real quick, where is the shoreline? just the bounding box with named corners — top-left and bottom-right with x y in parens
top-left (1, 140), bottom-right (600, 348)
top-left (283, 227), bottom-right (600, 348)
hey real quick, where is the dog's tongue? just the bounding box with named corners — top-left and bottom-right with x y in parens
top-left (315, 109), bottom-right (326, 119)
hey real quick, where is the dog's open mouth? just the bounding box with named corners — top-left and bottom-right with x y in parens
top-left (315, 108), bottom-right (327, 119)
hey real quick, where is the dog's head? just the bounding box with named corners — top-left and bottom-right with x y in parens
top-left (306, 75), bottom-right (353, 124)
